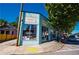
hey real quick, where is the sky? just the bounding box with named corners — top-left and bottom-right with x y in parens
top-left (0, 3), bottom-right (48, 23)
top-left (0, 3), bottom-right (79, 34)
top-left (72, 22), bottom-right (79, 34)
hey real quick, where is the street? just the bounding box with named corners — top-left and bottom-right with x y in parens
top-left (37, 44), bottom-right (79, 55)
top-left (52, 49), bottom-right (79, 55)
top-left (0, 39), bottom-right (79, 55)
top-left (38, 49), bottom-right (79, 55)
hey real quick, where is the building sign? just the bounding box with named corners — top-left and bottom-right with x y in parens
top-left (25, 13), bottom-right (39, 24)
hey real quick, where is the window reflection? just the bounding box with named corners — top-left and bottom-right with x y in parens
top-left (23, 24), bottom-right (37, 40)
top-left (42, 26), bottom-right (48, 41)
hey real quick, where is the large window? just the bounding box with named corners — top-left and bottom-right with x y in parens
top-left (6, 31), bottom-right (9, 34)
top-left (1, 30), bottom-right (4, 34)
top-left (23, 24), bottom-right (37, 40)
top-left (42, 26), bottom-right (48, 41)
top-left (12, 31), bottom-right (14, 35)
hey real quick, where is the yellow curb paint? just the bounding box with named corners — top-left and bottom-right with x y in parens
top-left (26, 47), bottom-right (38, 53)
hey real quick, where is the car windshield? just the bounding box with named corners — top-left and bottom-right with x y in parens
top-left (69, 35), bottom-right (75, 38)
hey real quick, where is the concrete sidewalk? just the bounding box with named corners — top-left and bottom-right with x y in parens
top-left (0, 40), bottom-right (64, 55)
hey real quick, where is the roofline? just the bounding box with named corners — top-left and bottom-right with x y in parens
top-left (21, 11), bottom-right (48, 20)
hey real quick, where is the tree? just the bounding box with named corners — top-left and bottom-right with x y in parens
top-left (45, 3), bottom-right (79, 34)
top-left (45, 3), bottom-right (79, 41)
top-left (0, 19), bottom-right (8, 28)
top-left (16, 16), bottom-right (19, 23)
top-left (10, 16), bottom-right (19, 28)
top-left (10, 22), bottom-right (17, 28)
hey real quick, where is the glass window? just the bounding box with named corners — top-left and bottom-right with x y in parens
top-left (42, 26), bottom-right (48, 41)
top-left (23, 24), bottom-right (37, 40)
top-left (12, 31), bottom-right (14, 35)
top-left (1, 30), bottom-right (4, 34)
top-left (6, 31), bottom-right (9, 34)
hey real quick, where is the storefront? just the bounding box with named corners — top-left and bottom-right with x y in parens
top-left (17, 12), bottom-right (53, 46)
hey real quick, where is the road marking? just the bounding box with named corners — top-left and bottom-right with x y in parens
top-left (56, 48), bottom-right (79, 52)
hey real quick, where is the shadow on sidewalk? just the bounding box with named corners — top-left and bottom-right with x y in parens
top-left (62, 40), bottom-right (79, 45)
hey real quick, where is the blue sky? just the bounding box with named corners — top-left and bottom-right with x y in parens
top-left (0, 3), bottom-right (20, 22)
top-left (0, 3), bottom-right (79, 34)
top-left (0, 3), bottom-right (48, 23)
top-left (72, 22), bottom-right (79, 34)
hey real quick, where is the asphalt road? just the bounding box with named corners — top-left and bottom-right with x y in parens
top-left (36, 43), bottom-right (79, 55)
top-left (38, 49), bottom-right (79, 55)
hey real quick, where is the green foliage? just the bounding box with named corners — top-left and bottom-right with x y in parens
top-left (0, 19), bottom-right (8, 28)
top-left (0, 19), bottom-right (7, 23)
top-left (0, 19), bottom-right (17, 28)
top-left (45, 3), bottom-right (79, 34)
top-left (10, 16), bottom-right (19, 28)
top-left (10, 22), bottom-right (17, 28)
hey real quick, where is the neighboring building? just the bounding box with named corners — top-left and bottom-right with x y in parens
top-left (17, 11), bottom-right (53, 46)
top-left (0, 25), bottom-right (17, 42)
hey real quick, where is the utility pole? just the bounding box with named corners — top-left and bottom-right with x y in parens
top-left (17, 3), bottom-right (24, 46)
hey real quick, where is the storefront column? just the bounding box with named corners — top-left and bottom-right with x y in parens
top-left (36, 15), bottom-right (41, 44)
top-left (48, 28), bottom-right (51, 41)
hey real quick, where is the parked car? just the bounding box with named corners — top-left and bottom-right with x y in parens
top-left (68, 34), bottom-right (79, 41)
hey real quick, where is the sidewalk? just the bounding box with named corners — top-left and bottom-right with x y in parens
top-left (55, 44), bottom-right (79, 53)
top-left (0, 40), bottom-right (64, 55)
